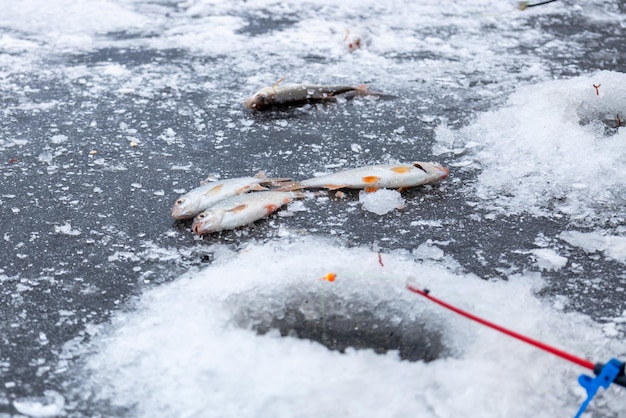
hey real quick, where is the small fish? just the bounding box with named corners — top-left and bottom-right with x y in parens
top-left (191, 191), bottom-right (305, 235)
top-left (244, 78), bottom-right (376, 111)
top-left (280, 162), bottom-right (449, 192)
top-left (171, 173), bottom-right (290, 220)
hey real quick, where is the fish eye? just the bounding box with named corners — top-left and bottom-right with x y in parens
top-left (197, 213), bottom-right (206, 219)
top-left (412, 162), bottom-right (428, 173)
top-left (176, 199), bottom-right (184, 205)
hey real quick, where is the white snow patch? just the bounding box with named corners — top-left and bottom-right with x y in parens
top-left (453, 70), bottom-right (626, 221)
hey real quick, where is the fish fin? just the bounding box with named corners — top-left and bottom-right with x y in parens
top-left (205, 183), bottom-right (224, 195)
top-left (391, 166), bottom-right (411, 173)
top-left (253, 171), bottom-right (292, 185)
top-left (200, 175), bottom-right (219, 185)
top-left (265, 177), bottom-right (292, 185)
top-left (275, 181), bottom-right (304, 191)
top-left (265, 204), bottom-right (279, 214)
top-left (243, 184), bottom-right (268, 192)
top-left (325, 184), bottom-right (347, 190)
top-left (272, 77), bottom-right (285, 93)
top-left (227, 204), bottom-right (248, 213)
top-left (362, 175), bottom-right (381, 184)
top-left (364, 186), bottom-right (378, 193)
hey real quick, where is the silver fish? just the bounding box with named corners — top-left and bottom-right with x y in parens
top-left (281, 162), bottom-right (449, 192)
top-left (244, 78), bottom-right (375, 111)
top-left (191, 191), bottom-right (305, 235)
top-left (171, 173), bottom-right (290, 220)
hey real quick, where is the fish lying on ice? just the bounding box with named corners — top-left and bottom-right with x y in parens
top-left (191, 191), bottom-right (306, 235)
top-left (279, 162), bottom-right (449, 192)
top-left (244, 78), bottom-right (377, 111)
top-left (171, 173), bottom-right (290, 220)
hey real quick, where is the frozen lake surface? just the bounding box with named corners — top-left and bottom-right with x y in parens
top-left (1, 0), bottom-right (625, 416)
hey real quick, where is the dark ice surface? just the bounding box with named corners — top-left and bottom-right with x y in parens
top-left (0, 1), bottom-right (625, 414)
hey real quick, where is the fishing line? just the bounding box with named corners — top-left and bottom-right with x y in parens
top-left (319, 273), bottom-right (335, 344)
top-left (320, 287), bottom-right (328, 343)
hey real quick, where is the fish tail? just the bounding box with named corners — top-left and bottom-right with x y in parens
top-left (265, 177), bottom-right (293, 186)
top-left (254, 171), bottom-right (292, 186)
top-left (356, 84), bottom-right (385, 97)
top-left (275, 181), bottom-right (305, 191)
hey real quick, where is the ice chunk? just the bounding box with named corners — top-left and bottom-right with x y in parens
top-left (54, 222), bottom-right (81, 236)
top-left (413, 241), bottom-right (445, 261)
top-left (13, 390), bottom-right (65, 417)
top-left (560, 231), bottom-right (626, 263)
top-left (529, 248), bottom-right (568, 271)
top-left (359, 189), bottom-right (405, 215)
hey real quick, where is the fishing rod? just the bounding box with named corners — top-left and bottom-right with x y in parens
top-left (405, 282), bottom-right (625, 418)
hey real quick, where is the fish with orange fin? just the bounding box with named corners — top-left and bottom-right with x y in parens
top-left (171, 172), bottom-right (291, 220)
top-left (279, 162), bottom-right (449, 192)
top-left (244, 78), bottom-right (379, 111)
top-left (191, 191), bottom-right (306, 235)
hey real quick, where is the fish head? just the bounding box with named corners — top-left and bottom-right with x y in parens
top-left (244, 86), bottom-right (276, 110)
top-left (171, 196), bottom-right (198, 220)
top-left (412, 162), bottom-right (450, 183)
top-left (191, 209), bottom-right (225, 235)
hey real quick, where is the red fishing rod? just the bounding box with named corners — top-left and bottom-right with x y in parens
top-left (405, 282), bottom-right (625, 417)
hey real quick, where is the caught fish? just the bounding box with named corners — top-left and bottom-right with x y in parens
top-left (280, 162), bottom-right (449, 192)
top-left (244, 78), bottom-right (376, 111)
top-left (171, 173), bottom-right (290, 220)
top-left (191, 191), bottom-right (305, 235)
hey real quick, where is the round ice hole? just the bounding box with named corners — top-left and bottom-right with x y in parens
top-left (230, 290), bottom-right (450, 362)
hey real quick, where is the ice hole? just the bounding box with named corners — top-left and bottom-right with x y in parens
top-left (231, 290), bottom-right (449, 362)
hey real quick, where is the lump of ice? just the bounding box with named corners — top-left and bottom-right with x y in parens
top-left (559, 231), bottom-right (626, 263)
top-left (13, 390), bottom-right (65, 418)
top-left (358, 189), bottom-right (405, 215)
top-left (529, 248), bottom-right (568, 272)
top-left (53, 222), bottom-right (81, 236)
